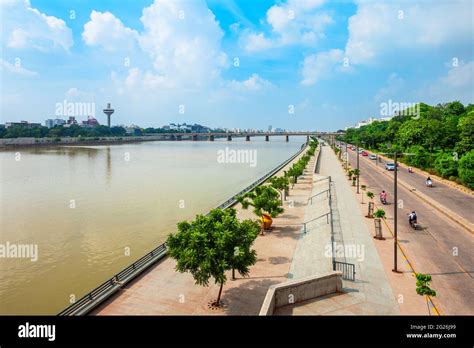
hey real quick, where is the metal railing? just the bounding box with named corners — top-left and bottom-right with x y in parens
top-left (328, 180), bottom-right (356, 281)
top-left (58, 142), bottom-right (309, 316)
top-left (333, 260), bottom-right (356, 281)
top-left (59, 243), bottom-right (167, 316)
top-left (213, 142), bottom-right (308, 211)
top-left (302, 212), bottom-right (330, 233)
top-left (308, 189), bottom-right (330, 204)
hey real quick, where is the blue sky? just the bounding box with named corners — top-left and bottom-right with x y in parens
top-left (1, 0), bottom-right (473, 130)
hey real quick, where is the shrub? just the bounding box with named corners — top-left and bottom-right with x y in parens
top-left (433, 152), bottom-right (458, 178)
top-left (458, 150), bottom-right (474, 189)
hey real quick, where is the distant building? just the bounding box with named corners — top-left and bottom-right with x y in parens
top-left (45, 118), bottom-right (66, 128)
top-left (68, 116), bottom-right (77, 125)
top-left (81, 116), bottom-right (99, 128)
top-left (345, 116), bottom-right (393, 130)
top-left (191, 123), bottom-right (210, 133)
top-left (275, 128), bottom-right (285, 133)
top-left (5, 121), bottom-right (41, 129)
top-left (125, 124), bottom-right (141, 134)
top-left (268, 125), bottom-right (273, 132)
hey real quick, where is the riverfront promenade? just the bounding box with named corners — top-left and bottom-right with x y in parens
top-left (93, 144), bottom-right (404, 315)
top-left (93, 147), bottom-right (316, 315)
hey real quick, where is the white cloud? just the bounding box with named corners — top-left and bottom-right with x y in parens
top-left (300, 49), bottom-right (344, 86)
top-left (1, 0), bottom-right (73, 52)
top-left (65, 87), bottom-right (95, 101)
top-left (0, 58), bottom-right (38, 77)
top-left (440, 60), bottom-right (474, 88)
top-left (345, 0), bottom-right (473, 64)
top-left (242, 0), bottom-right (331, 52)
top-left (86, 0), bottom-right (229, 90)
top-left (82, 11), bottom-right (138, 51)
top-left (229, 74), bottom-right (273, 91)
top-left (419, 60), bottom-right (474, 104)
top-left (138, 0), bottom-right (227, 88)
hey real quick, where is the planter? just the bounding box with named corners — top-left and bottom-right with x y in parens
top-left (373, 218), bottom-right (385, 240)
top-left (261, 213), bottom-right (273, 230)
top-left (367, 202), bottom-right (374, 218)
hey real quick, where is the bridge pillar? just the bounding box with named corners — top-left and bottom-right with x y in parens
top-left (176, 135), bottom-right (182, 141)
top-left (246, 135), bottom-right (250, 141)
top-left (192, 135), bottom-right (198, 141)
top-left (286, 135), bottom-right (289, 142)
top-left (171, 135), bottom-right (176, 141)
top-left (209, 135), bottom-right (214, 141)
top-left (227, 135), bottom-right (232, 141)
top-left (307, 135), bottom-right (310, 142)
top-left (265, 135), bottom-right (269, 141)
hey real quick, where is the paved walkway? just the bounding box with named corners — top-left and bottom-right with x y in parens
top-left (288, 174), bottom-right (332, 279)
top-left (93, 150), bottom-right (317, 315)
top-left (276, 144), bottom-right (399, 315)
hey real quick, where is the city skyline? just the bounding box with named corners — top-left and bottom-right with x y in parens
top-left (1, 0), bottom-right (473, 131)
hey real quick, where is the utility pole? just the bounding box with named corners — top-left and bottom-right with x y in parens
top-left (356, 144), bottom-right (360, 194)
top-left (392, 151), bottom-right (400, 273)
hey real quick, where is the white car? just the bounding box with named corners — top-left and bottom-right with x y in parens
top-left (385, 163), bottom-right (396, 171)
top-left (369, 154), bottom-right (377, 160)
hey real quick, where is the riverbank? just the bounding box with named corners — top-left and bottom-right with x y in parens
top-left (0, 135), bottom-right (207, 148)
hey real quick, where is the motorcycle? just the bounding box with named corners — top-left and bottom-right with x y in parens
top-left (426, 179), bottom-right (433, 187)
top-left (408, 167), bottom-right (413, 173)
top-left (380, 196), bottom-right (387, 205)
top-left (409, 218), bottom-right (419, 230)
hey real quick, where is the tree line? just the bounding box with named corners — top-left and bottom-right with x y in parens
top-left (339, 101), bottom-right (474, 189)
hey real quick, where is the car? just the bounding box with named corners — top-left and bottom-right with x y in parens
top-left (369, 154), bottom-right (377, 160)
top-left (358, 149), bottom-right (364, 154)
top-left (385, 163), bottom-right (396, 171)
top-left (361, 151), bottom-right (369, 156)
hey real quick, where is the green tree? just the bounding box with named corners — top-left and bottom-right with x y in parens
top-left (433, 152), bottom-right (458, 178)
top-left (237, 185), bottom-right (284, 219)
top-left (455, 113), bottom-right (474, 155)
top-left (458, 150), bottom-right (474, 189)
top-left (166, 208), bottom-right (260, 306)
top-left (269, 176), bottom-right (290, 203)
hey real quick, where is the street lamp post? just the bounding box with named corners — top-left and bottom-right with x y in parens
top-left (392, 151), bottom-right (400, 273)
top-left (356, 144), bottom-right (360, 194)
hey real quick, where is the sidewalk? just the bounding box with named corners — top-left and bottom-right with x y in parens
top-left (322, 145), bottom-right (399, 314)
top-left (288, 174), bottom-right (332, 279)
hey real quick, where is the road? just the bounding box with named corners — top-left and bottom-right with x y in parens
top-left (344, 145), bottom-right (474, 314)
top-left (345, 145), bottom-right (474, 225)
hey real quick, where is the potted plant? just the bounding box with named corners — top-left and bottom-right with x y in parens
top-left (236, 185), bottom-right (284, 234)
top-left (348, 169), bottom-right (354, 180)
top-left (360, 184), bottom-right (367, 203)
top-left (373, 209), bottom-right (386, 239)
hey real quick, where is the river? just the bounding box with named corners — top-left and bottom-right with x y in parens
top-left (0, 136), bottom-right (306, 314)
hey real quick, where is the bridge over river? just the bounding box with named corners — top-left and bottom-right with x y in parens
top-left (146, 131), bottom-right (342, 142)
